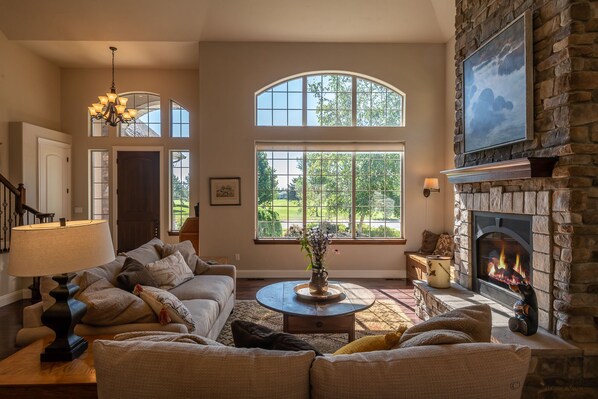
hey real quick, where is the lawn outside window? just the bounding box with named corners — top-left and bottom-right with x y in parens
top-left (255, 142), bottom-right (404, 243)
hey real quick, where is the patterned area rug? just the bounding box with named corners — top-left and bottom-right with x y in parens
top-left (216, 299), bottom-right (413, 354)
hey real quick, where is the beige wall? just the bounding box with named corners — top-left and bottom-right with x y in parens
top-left (0, 33), bottom-right (61, 300)
top-left (199, 42), bottom-right (447, 278)
top-left (444, 36), bottom-right (456, 233)
top-left (61, 68), bottom-right (199, 246)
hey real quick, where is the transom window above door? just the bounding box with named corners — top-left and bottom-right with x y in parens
top-left (118, 93), bottom-right (161, 137)
top-left (255, 73), bottom-right (405, 127)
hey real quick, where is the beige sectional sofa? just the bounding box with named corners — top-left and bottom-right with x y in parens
top-left (94, 338), bottom-right (531, 399)
top-left (16, 238), bottom-right (236, 346)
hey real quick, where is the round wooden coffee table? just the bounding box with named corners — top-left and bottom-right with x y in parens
top-left (256, 280), bottom-right (375, 342)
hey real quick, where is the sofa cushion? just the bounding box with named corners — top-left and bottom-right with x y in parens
top-left (182, 298), bottom-right (220, 337)
top-left (94, 340), bottom-right (315, 399)
top-left (134, 285), bottom-right (196, 332)
top-left (79, 279), bottom-right (155, 326)
top-left (116, 257), bottom-right (159, 292)
top-left (398, 304), bottom-right (492, 347)
top-left (310, 343), bottom-right (530, 399)
top-left (231, 320), bottom-right (323, 356)
top-left (397, 329), bottom-right (475, 348)
top-left (114, 331), bottom-right (223, 346)
top-left (155, 240), bottom-right (211, 275)
top-left (123, 237), bottom-right (163, 265)
top-left (168, 275), bottom-right (234, 311)
top-left (144, 251), bottom-right (194, 290)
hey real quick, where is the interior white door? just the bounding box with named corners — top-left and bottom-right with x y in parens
top-left (38, 138), bottom-right (71, 220)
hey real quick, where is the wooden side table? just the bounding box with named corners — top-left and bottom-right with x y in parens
top-left (0, 335), bottom-right (112, 399)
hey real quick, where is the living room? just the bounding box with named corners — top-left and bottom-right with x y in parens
top-left (0, 0), bottom-right (597, 398)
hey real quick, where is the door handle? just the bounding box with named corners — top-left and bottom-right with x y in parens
top-left (153, 220), bottom-right (159, 238)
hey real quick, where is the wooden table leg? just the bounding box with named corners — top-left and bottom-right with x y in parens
top-left (348, 314), bottom-right (355, 342)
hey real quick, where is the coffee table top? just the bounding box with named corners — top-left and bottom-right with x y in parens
top-left (256, 280), bottom-right (375, 318)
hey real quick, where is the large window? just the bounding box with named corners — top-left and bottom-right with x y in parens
top-left (256, 143), bottom-right (403, 240)
top-left (256, 73), bottom-right (404, 127)
top-left (119, 92), bottom-right (161, 137)
top-left (170, 150), bottom-right (190, 232)
top-left (90, 150), bottom-right (109, 220)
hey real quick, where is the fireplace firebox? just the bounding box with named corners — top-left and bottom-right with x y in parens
top-left (473, 212), bottom-right (532, 308)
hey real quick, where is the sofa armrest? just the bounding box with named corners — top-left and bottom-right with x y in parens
top-left (23, 301), bottom-right (44, 328)
top-left (203, 264), bottom-right (236, 282)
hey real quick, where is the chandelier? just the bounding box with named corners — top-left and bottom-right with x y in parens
top-left (88, 47), bottom-right (137, 127)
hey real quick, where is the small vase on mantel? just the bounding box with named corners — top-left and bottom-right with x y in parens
top-left (309, 268), bottom-right (329, 295)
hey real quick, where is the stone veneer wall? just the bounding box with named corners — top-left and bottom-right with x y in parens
top-left (454, 0), bottom-right (598, 344)
top-left (454, 184), bottom-right (554, 330)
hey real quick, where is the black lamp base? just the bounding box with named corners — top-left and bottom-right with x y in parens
top-left (40, 274), bottom-right (88, 362)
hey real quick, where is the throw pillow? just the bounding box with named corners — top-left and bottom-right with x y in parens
top-left (433, 233), bottom-right (454, 257)
top-left (398, 304), bottom-right (492, 347)
top-left (333, 324), bottom-right (409, 355)
top-left (78, 278), bottom-right (156, 326)
top-left (396, 329), bottom-right (475, 348)
top-left (116, 257), bottom-right (159, 292)
top-left (134, 285), bottom-right (196, 332)
top-left (144, 251), bottom-right (194, 290)
top-left (419, 230), bottom-right (440, 254)
top-left (231, 319), bottom-right (323, 356)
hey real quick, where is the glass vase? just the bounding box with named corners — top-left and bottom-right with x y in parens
top-left (309, 268), bottom-right (329, 295)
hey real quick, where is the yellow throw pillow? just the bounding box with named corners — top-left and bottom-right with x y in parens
top-left (333, 325), bottom-right (408, 355)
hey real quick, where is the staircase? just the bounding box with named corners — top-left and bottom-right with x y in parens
top-left (0, 173), bottom-right (55, 301)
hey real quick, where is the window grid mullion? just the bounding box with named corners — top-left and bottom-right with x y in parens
top-left (302, 152), bottom-right (307, 229)
top-left (351, 76), bottom-right (357, 126)
top-left (302, 77), bottom-right (307, 127)
top-left (351, 153), bottom-right (356, 239)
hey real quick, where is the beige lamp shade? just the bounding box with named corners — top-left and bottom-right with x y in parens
top-left (423, 178), bottom-right (439, 191)
top-left (8, 220), bottom-right (115, 277)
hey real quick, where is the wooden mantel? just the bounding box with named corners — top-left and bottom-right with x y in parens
top-left (441, 157), bottom-right (558, 184)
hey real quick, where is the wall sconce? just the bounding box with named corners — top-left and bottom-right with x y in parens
top-left (423, 178), bottom-right (440, 197)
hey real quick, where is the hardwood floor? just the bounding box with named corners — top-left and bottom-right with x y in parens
top-left (0, 278), bottom-right (419, 361)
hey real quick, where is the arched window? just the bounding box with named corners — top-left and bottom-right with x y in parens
top-left (118, 92), bottom-right (161, 137)
top-left (256, 73), bottom-right (404, 127)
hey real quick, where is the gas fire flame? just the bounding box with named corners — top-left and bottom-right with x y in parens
top-left (486, 245), bottom-right (527, 285)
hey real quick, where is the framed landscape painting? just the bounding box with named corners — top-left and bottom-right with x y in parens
top-left (210, 177), bottom-right (241, 206)
top-left (463, 10), bottom-right (532, 153)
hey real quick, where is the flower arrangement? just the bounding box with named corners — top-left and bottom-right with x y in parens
top-left (300, 227), bottom-right (332, 271)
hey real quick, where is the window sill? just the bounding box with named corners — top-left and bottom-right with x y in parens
top-left (254, 239), bottom-right (406, 245)
top-left (167, 231), bottom-right (180, 236)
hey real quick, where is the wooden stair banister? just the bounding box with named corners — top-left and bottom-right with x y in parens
top-left (0, 173), bottom-right (55, 302)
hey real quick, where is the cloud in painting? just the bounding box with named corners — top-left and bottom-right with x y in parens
top-left (497, 42), bottom-right (525, 76)
top-left (470, 88), bottom-right (513, 137)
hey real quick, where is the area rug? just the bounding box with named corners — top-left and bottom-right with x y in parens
top-left (216, 299), bottom-right (413, 354)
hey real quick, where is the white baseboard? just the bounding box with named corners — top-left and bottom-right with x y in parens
top-left (0, 289), bottom-right (29, 307)
top-left (236, 270), bottom-right (405, 279)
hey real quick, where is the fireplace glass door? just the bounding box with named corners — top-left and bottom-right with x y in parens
top-left (473, 212), bottom-right (532, 308)
top-left (477, 232), bottom-right (531, 289)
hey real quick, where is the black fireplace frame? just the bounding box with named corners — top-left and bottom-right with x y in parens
top-left (472, 211), bottom-right (533, 308)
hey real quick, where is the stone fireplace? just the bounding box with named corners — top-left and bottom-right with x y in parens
top-left (412, 0), bottom-right (598, 396)
top-left (452, 180), bottom-right (554, 330)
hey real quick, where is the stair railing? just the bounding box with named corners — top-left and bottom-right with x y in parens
top-left (0, 173), bottom-right (55, 301)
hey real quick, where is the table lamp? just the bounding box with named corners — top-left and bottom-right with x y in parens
top-left (8, 219), bottom-right (115, 362)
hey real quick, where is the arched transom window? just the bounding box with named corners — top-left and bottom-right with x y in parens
top-left (256, 73), bottom-right (405, 127)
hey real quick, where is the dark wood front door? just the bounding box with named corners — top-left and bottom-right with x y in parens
top-left (117, 151), bottom-right (160, 253)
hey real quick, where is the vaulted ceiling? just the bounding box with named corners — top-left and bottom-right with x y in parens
top-left (0, 0), bottom-right (455, 69)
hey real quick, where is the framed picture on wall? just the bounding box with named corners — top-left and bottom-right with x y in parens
top-left (463, 10), bottom-right (532, 153)
top-left (210, 177), bottom-right (241, 206)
